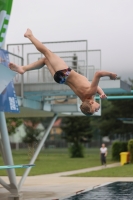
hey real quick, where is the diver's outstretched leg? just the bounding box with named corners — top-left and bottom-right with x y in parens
top-left (9, 58), bottom-right (45, 74)
top-left (24, 29), bottom-right (68, 72)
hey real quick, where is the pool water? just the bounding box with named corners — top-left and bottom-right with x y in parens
top-left (63, 182), bottom-right (133, 200)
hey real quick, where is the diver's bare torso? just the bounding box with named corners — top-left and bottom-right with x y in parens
top-left (66, 70), bottom-right (92, 101)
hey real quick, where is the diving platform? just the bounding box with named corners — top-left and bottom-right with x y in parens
top-left (5, 78), bottom-right (131, 118)
top-left (14, 79), bottom-right (130, 98)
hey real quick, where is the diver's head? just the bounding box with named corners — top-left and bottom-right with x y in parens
top-left (80, 99), bottom-right (100, 116)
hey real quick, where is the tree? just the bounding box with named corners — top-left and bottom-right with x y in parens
top-left (89, 96), bottom-right (133, 140)
top-left (6, 118), bottom-right (23, 135)
top-left (22, 118), bottom-right (44, 159)
top-left (128, 139), bottom-right (133, 163)
top-left (89, 100), bottom-right (119, 139)
top-left (62, 116), bottom-right (92, 157)
top-left (110, 96), bottom-right (133, 139)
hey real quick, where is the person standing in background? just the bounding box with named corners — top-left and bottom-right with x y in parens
top-left (100, 143), bottom-right (107, 166)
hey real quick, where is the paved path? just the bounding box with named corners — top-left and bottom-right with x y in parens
top-left (1, 163), bottom-right (133, 200)
top-left (48, 162), bottom-right (120, 176)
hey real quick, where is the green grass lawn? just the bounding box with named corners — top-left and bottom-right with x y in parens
top-left (0, 148), bottom-right (114, 176)
top-left (70, 164), bottom-right (133, 177)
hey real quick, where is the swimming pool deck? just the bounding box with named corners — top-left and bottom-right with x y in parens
top-left (0, 163), bottom-right (133, 200)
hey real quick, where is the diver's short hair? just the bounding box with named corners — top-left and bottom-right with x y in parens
top-left (80, 100), bottom-right (94, 116)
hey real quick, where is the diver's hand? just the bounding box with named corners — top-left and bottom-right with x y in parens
top-left (100, 93), bottom-right (107, 99)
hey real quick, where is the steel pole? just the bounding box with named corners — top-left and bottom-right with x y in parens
top-left (21, 44), bottom-right (24, 100)
top-left (18, 114), bottom-right (58, 191)
top-left (0, 178), bottom-right (10, 191)
top-left (0, 112), bottom-right (17, 193)
top-left (86, 40), bottom-right (88, 78)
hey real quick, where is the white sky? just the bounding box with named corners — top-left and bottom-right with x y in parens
top-left (6, 0), bottom-right (133, 81)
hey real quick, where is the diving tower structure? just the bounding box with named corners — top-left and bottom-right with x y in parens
top-left (6, 40), bottom-right (131, 118)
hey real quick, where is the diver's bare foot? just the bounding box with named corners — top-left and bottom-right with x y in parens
top-left (9, 63), bottom-right (25, 74)
top-left (24, 28), bottom-right (33, 38)
top-left (110, 73), bottom-right (117, 80)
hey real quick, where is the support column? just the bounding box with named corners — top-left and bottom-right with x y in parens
top-left (0, 112), bottom-right (18, 194)
top-left (0, 139), bottom-right (7, 166)
top-left (18, 114), bottom-right (58, 191)
top-left (86, 40), bottom-right (88, 79)
top-left (0, 178), bottom-right (10, 191)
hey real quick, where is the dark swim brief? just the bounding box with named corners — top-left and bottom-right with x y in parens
top-left (54, 68), bottom-right (72, 84)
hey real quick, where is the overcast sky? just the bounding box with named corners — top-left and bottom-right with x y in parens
top-left (6, 0), bottom-right (133, 81)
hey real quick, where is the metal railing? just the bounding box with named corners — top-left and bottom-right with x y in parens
top-left (23, 50), bottom-right (101, 84)
top-left (7, 41), bottom-right (101, 97)
top-left (8, 51), bottom-right (24, 97)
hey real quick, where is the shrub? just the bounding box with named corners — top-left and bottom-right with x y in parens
top-left (112, 141), bottom-right (121, 161)
top-left (128, 139), bottom-right (133, 163)
top-left (121, 141), bottom-right (128, 152)
top-left (69, 143), bottom-right (84, 158)
top-left (112, 141), bottom-right (129, 161)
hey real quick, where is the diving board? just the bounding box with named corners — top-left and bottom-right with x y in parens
top-left (14, 79), bottom-right (131, 99)
top-left (0, 164), bottom-right (35, 170)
